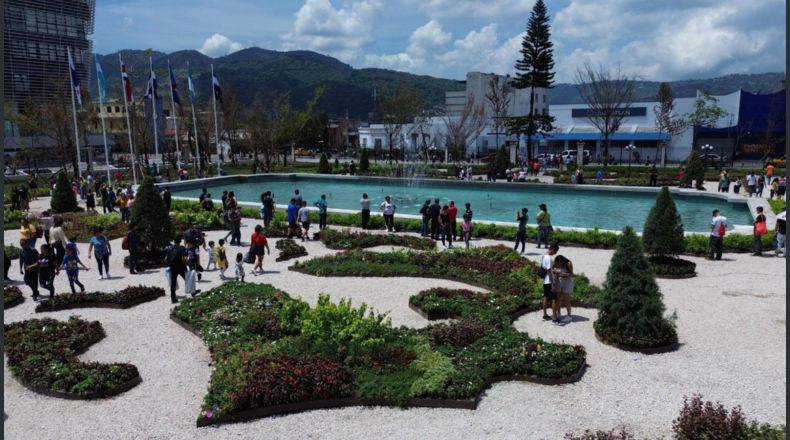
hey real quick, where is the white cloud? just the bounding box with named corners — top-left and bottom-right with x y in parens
top-left (198, 33), bottom-right (244, 57)
top-left (407, 20), bottom-right (451, 57)
top-left (281, 0), bottom-right (382, 62)
top-left (407, 0), bottom-right (535, 19)
top-left (121, 17), bottom-right (134, 31)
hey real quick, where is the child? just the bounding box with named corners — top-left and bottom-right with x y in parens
top-left (214, 239), bottom-right (229, 278)
top-left (185, 241), bottom-right (202, 281)
top-left (206, 241), bottom-right (217, 270)
top-left (35, 244), bottom-right (57, 298)
top-left (235, 252), bottom-right (245, 282)
top-left (62, 245), bottom-right (89, 294)
top-left (461, 214), bottom-right (473, 249)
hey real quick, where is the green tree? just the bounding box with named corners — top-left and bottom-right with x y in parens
top-left (510, 0), bottom-right (556, 161)
top-left (318, 152), bottom-right (332, 174)
top-left (494, 147), bottom-right (510, 178)
top-left (653, 83), bottom-right (686, 167)
top-left (594, 226), bottom-right (678, 349)
top-left (684, 91), bottom-right (729, 153)
top-left (359, 148), bottom-right (370, 173)
top-left (642, 187), bottom-right (685, 257)
top-left (129, 177), bottom-right (173, 255)
top-left (683, 151), bottom-right (705, 190)
top-left (50, 170), bottom-right (79, 213)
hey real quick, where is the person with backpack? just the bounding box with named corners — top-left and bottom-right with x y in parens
top-left (88, 227), bottom-right (112, 280)
top-left (165, 237), bottom-right (193, 303)
top-left (419, 200), bottom-right (430, 237)
top-left (124, 224), bottom-right (142, 274)
top-left (708, 209), bottom-right (727, 260)
top-left (536, 204), bottom-right (552, 249)
top-left (752, 206), bottom-right (767, 256)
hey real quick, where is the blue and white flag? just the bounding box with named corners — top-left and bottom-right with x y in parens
top-left (187, 62), bottom-right (197, 108)
top-left (168, 61), bottom-right (182, 108)
top-left (94, 54), bottom-right (107, 104)
top-left (145, 64), bottom-right (159, 100)
top-left (212, 73), bottom-right (223, 103)
top-left (67, 47), bottom-right (82, 107)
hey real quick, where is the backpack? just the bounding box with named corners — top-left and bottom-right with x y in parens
top-left (121, 233), bottom-right (130, 250)
top-left (718, 223), bottom-right (726, 237)
top-left (164, 246), bottom-right (178, 265)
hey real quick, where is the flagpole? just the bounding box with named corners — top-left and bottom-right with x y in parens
top-left (211, 63), bottom-right (221, 176)
top-left (67, 47), bottom-right (82, 176)
top-left (149, 57), bottom-right (160, 174)
top-left (95, 55), bottom-right (111, 184)
top-left (119, 53), bottom-right (137, 185)
top-left (167, 60), bottom-right (182, 168)
top-left (188, 61), bottom-right (201, 174)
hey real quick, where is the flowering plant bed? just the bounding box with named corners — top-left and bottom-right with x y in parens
top-left (648, 256), bottom-right (696, 279)
top-left (292, 245), bottom-right (601, 306)
top-left (316, 229), bottom-right (437, 251)
top-left (274, 239), bottom-right (308, 262)
top-left (4, 316), bottom-right (141, 398)
top-left (4, 286), bottom-right (24, 309)
top-left (35, 285), bottom-right (165, 312)
top-left (171, 281), bottom-right (586, 426)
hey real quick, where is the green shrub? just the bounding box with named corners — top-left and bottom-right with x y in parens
top-left (643, 187), bottom-right (685, 257)
top-left (594, 226), bottom-right (678, 349)
top-left (129, 177), bottom-right (173, 255)
top-left (495, 147), bottom-right (510, 178)
top-left (4, 245), bottom-right (21, 260)
top-left (360, 148), bottom-right (370, 173)
top-left (50, 171), bottom-right (79, 213)
top-left (768, 199), bottom-right (786, 214)
top-left (318, 153), bottom-right (332, 174)
top-left (684, 152), bottom-right (705, 190)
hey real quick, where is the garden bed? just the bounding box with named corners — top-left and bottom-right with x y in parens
top-left (4, 286), bottom-right (24, 309)
top-left (4, 316), bottom-right (141, 399)
top-left (648, 256), bottom-right (697, 278)
top-left (5, 245), bottom-right (20, 260)
top-left (35, 285), bottom-right (165, 312)
top-left (171, 282), bottom-right (587, 427)
top-left (291, 245), bottom-right (601, 307)
top-left (316, 229), bottom-right (436, 251)
top-left (593, 326), bottom-right (680, 354)
top-left (274, 239), bottom-right (308, 262)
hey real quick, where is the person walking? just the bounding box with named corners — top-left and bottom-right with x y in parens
top-left (250, 225), bottom-right (271, 274)
top-left (438, 205), bottom-right (453, 248)
top-left (429, 198), bottom-right (441, 239)
top-left (165, 237), bottom-right (190, 303)
top-left (756, 175), bottom-right (765, 197)
top-left (61, 245), bottom-right (89, 294)
top-left (752, 206), bottom-right (767, 256)
top-left (536, 204), bottom-right (552, 249)
top-left (234, 252), bottom-right (245, 282)
top-left (314, 194), bottom-right (328, 231)
top-left (448, 201), bottom-right (458, 240)
top-left (50, 216), bottom-right (67, 266)
top-left (775, 210), bottom-right (786, 257)
top-left (19, 218), bottom-right (38, 250)
top-left (119, 193), bottom-right (130, 222)
top-left (287, 198), bottom-right (300, 239)
top-left (228, 207), bottom-right (242, 246)
top-left (540, 244), bottom-right (560, 323)
top-left (419, 200), bottom-right (430, 237)
top-left (746, 172), bottom-right (757, 197)
top-left (88, 227), bottom-right (112, 280)
top-left (733, 176), bottom-right (742, 194)
top-left (19, 239), bottom-right (40, 300)
top-left (34, 244), bottom-right (57, 298)
top-left (262, 191), bottom-right (275, 228)
top-left (298, 201), bottom-right (312, 240)
top-left (379, 195), bottom-right (397, 233)
top-left (514, 208), bottom-right (528, 253)
top-left (708, 209), bottom-right (727, 260)
top-left (107, 187), bottom-right (117, 212)
top-left (126, 224), bottom-right (142, 274)
top-left (162, 186), bottom-right (172, 212)
top-left (360, 193), bottom-right (371, 229)
top-left (214, 239), bottom-right (229, 278)
top-left (461, 214), bottom-right (473, 249)
top-left (86, 189), bottom-right (96, 212)
top-left (551, 254), bottom-right (574, 324)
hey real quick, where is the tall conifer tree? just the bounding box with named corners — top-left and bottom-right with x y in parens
top-left (509, 0), bottom-right (556, 162)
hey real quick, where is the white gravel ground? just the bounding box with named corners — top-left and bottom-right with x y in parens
top-left (3, 202), bottom-right (786, 439)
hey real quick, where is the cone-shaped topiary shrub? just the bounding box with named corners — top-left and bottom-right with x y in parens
top-left (50, 170), bottom-right (80, 213)
top-left (594, 226), bottom-right (678, 351)
top-left (318, 153), bottom-right (332, 174)
top-left (643, 187), bottom-right (696, 277)
top-left (359, 148), bottom-right (370, 173)
top-left (129, 177), bottom-right (173, 256)
top-left (684, 151), bottom-right (705, 190)
top-left (495, 147), bottom-right (510, 178)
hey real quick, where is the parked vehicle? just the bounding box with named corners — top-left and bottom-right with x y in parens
top-left (479, 152), bottom-right (498, 162)
top-left (560, 149), bottom-right (591, 164)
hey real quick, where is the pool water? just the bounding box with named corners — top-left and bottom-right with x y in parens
top-left (170, 175), bottom-right (753, 232)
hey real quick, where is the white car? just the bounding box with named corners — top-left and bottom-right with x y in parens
top-left (560, 149), bottom-right (591, 164)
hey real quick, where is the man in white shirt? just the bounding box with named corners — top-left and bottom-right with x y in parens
top-left (708, 209), bottom-right (727, 260)
top-left (379, 195), bottom-right (397, 232)
top-left (746, 172), bottom-right (757, 197)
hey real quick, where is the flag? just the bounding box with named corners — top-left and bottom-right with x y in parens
top-left (212, 73), bottom-right (223, 103)
top-left (168, 61), bottom-right (182, 109)
top-left (94, 54), bottom-right (107, 104)
top-left (145, 66), bottom-right (159, 100)
top-left (187, 63), bottom-right (196, 107)
top-left (67, 47), bottom-right (82, 107)
top-left (120, 59), bottom-right (133, 103)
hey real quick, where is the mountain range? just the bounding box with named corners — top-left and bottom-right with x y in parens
top-left (95, 48), bottom-right (786, 119)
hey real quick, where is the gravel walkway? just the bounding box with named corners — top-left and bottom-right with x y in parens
top-left (3, 205), bottom-right (786, 439)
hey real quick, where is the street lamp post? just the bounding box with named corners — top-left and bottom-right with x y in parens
top-left (625, 143), bottom-right (636, 170)
top-left (701, 144), bottom-right (713, 170)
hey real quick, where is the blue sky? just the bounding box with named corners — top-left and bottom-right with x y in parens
top-left (95, 0), bottom-right (786, 83)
